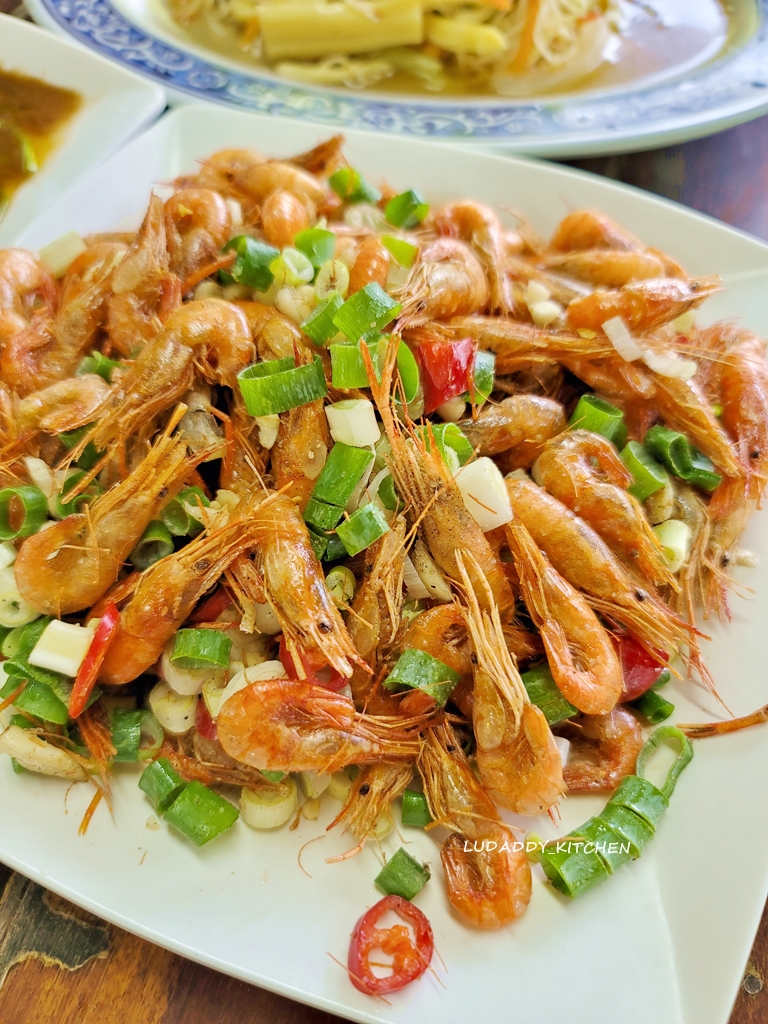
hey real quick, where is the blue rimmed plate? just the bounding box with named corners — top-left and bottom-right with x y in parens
top-left (26, 0), bottom-right (768, 157)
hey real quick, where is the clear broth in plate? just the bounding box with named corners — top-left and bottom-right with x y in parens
top-left (165, 0), bottom-right (758, 100)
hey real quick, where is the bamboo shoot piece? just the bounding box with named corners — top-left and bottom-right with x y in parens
top-left (425, 14), bottom-right (508, 56)
top-left (258, 0), bottom-right (424, 60)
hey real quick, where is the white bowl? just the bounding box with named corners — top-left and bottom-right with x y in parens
top-left (0, 14), bottom-right (165, 245)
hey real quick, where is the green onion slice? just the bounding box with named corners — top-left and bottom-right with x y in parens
top-left (596, 803), bottom-right (654, 858)
top-left (54, 471), bottom-right (101, 519)
top-left (0, 673), bottom-right (69, 725)
top-left (608, 775), bottom-right (669, 831)
top-left (630, 688), bottom-right (674, 724)
top-left (332, 283), bottom-right (402, 343)
top-left (304, 496), bottom-right (345, 533)
top-left (77, 351), bottom-right (122, 382)
top-left (301, 292), bottom-right (343, 346)
top-left (401, 789), bottom-right (432, 827)
top-left (293, 228), bottom-right (336, 269)
top-left (420, 422), bottom-right (473, 471)
top-left (620, 441), bottom-right (669, 502)
top-left (381, 235), bottom-right (418, 269)
top-left (3, 617), bottom-right (50, 660)
top-left (323, 533), bottom-right (348, 563)
top-left (129, 520), bottom-right (173, 571)
top-left (568, 395), bottom-right (626, 444)
top-left (161, 486), bottom-right (209, 537)
top-left (572, 816), bottom-right (633, 874)
top-left (520, 663), bottom-right (578, 725)
top-left (139, 757), bottom-right (187, 814)
top-left (644, 425), bottom-right (693, 477)
top-left (311, 442), bottom-right (375, 508)
top-left (464, 349), bottom-right (495, 405)
top-left (220, 236), bottom-right (280, 292)
top-left (58, 424), bottom-right (103, 473)
top-left (0, 486), bottom-right (48, 541)
top-left (170, 628), bottom-right (232, 671)
top-left (328, 167), bottom-right (381, 204)
top-left (237, 356), bottom-right (327, 417)
top-left (374, 847), bottom-right (431, 900)
top-left (163, 779), bottom-right (239, 846)
top-left (385, 189), bottom-right (429, 230)
top-left (685, 452), bottom-right (722, 492)
top-left (538, 837), bottom-right (610, 899)
top-left (635, 725), bottom-right (693, 800)
top-left (377, 473), bottom-right (402, 512)
top-left (383, 647), bottom-right (460, 707)
top-left (336, 503), bottom-right (390, 557)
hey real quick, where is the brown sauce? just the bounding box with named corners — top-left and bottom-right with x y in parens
top-left (0, 69), bottom-right (81, 211)
top-left (161, 0), bottom-right (756, 100)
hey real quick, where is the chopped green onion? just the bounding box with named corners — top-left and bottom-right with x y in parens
top-left (620, 441), bottom-right (669, 502)
top-left (329, 336), bottom-right (419, 403)
top-left (111, 708), bottom-right (145, 763)
top-left (301, 292), bottom-right (343, 346)
top-left (538, 837), bottom-right (610, 899)
top-left (572, 816), bottom-right (633, 874)
top-left (220, 236), bottom-right (279, 291)
top-left (324, 534), bottom-right (348, 563)
top-left (315, 260), bottom-right (350, 301)
top-left (420, 422), bottom-right (473, 470)
top-left (381, 235), bottom-right (418, 269)
top-left (0, 486), bottom-right (48, 540)
top-left (237, 356), bottom-right (327, 417)
top-left (326, 565), bottom-right (356, 605)
top-left (139, 757), bottom-right (187, 814)
top-left (374, 846), bottom-right (431, 900)
top-left (336, 503), bottom-right (390, 557)
top-left (635, 725), bottom-right (693, 800)
top-left (390, 339), bottom-right (420, 405)
top-left (161, 487), bottom-right (209, 537)
top-left (311, 442), bottom-right (375, 508)
top-left (3, 617), bottom-right (49, 660)
top-left (54, 471), bottom-right (101, 519)
top-left (685, 452), bottom-right (722, 492)
top-left (653, 668), bottom-right (671, 689)
top-left (129, 520), bottom-right (173, 571)
top-left (385, 190), bottom-right (429, 230)
top-left (377, 473), bottom-right (401, 512)
top-left (608, 775), bottom-right (669, 830)
top-left (568, 395), bottom-right (626, 444)
top-left (0, 673), bottom-right (70, 725)
top-left (170, 628), bottom-right (232, 671)
top-left (644, 425), bottom-right (693, 478)
top-left (332, 283), bottom-right (402, 343)
top-left (383, 647), bottom-right (460, 707)
top-left (261, 770), bottom-right (285, 783)
top-left (308, 529), bottom-right (329, 561)
top-left (76, 351), bottom-right (122, 382)
top-left (271, 248), bottom-right (314, 287)
top-left (401, 789), bottom-right (432, 827)
top-left (328, 167), bottom-right (381, 204)
top-left (163, 779), bottom-right (239, 846)
top-left (58, 424), bottom-right (102, 472)
top-left (304, 496), bottom-right (344, 533)
top-left (465, 349), bottom-right (495, 405)
top-left (330, 342), bottom-right (369, 389)
top-left (293, 228), bottom-right (336, 269)
top-left (596, 803), bottom-right (654, 858)
top-left (520, 663), bottom-right (578, 725)
top-left (630, 689), bottom-right (675, 724)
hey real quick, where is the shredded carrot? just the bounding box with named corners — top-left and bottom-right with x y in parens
top-left (78, 787), bottom-right (104, 836)
top-left (181, 250), bottom-right (237, 295)
top-left (0, 681), bottom-right (27, 717)
top-left (509, 0), bottom-right (540, 73)
top-left (239, 16), bottom-right (260, 46)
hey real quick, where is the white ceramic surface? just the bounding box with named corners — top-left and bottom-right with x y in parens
top-left (7, 105), bottom-right (768, 1024)
top-left (0, 14), bottom-right (165, 246)
top-left (24, 0), bottom-right (768, 157)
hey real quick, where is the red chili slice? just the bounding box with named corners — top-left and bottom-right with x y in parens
top-left (195, 698), bottom-right (218, 741)
top-left (189, 585), bottom-right (233, 624)
top-left (348, 894), bottom-right (434, 996)
top-left (278, 636), bottom-right (346, 692)
top-left (416, 337), bottom-right (476, 414)
top-left (615, 635), bottom-right (668, 701)
top-left (69, 602), bottom-right (120, 719)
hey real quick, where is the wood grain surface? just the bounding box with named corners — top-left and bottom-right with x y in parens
top-left (1, 4), bottom-right (768, 1017)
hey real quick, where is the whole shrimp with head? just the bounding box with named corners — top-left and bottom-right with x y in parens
top-left (420, 721), bottom-right (532, 929)
top-left (0, 249), bottom-right (56, 350)
top-left (434, 201), bottom-right (515, 315)
top-left (457, 551), bottom-right (565, 816)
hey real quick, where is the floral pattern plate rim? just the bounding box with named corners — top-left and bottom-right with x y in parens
top-left (26, 0), bottom-right (768, 156)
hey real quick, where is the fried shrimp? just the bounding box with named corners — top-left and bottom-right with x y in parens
top-left (505, 520), bottom-right (622, 715)
top-left (0, 248), bottom-right (56, 349)
top-left (434, 201), bottom-right (515, 315)
top-left (17, 374), bottom-right (112, 435)
top-left (420, 721), bottom-right (532, 929)
top-left (457, 551), bottom-right (564, 816)
top-left (330, 762), bottom-right (413, 844)
top-left (549, 210), bottom-right (641, 253)
top-left (458, 394), bottom-right (566, 468)
top-left (535, 430), bottom-right (674, 588)
top-left (164, 188), bottom-right (232, 283)
top-left (217, 675), bottom-right (424, 774)
top-left (14, 431), bottom-right (193, 615)
top-left (566, 276), bottom-right (721, 334)
top-left (396, 238), bottom-right (489, 327)
top-left (557, 706), bottom-right (644, 792)
top-left (718, 325), bottom-right (768, 505)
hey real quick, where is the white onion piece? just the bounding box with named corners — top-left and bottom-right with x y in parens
top-left (0, 568), bottom-right (41, 629)
top-left (148, 681), bottom-right (197, 735)
top-left (602, 316), bottom-right (642, 362)
top-left (241, 777), bottom-right (297, 830)
top-left (39, 231), bottom-right (87, 278)
top-left (28, 619), bottom-right (95, 677)
top-left (326, 399), bottom-right (381, 448)
top-left (553, 736), bottom-right (571, 767)
top-left (255, 414), bottom-right (280, 449)
top-left (402, 555), bottom-right (431, 601)
top-left (160, 639), bottom-right (223, 696)
top-left (253, 601), bottom-right (282, 636)
top-left (0, 725), bottom-right (88, 780)
top-left (297, 769), bottom-right (332, 799)
top-left (0, 541), bottom-right (17, 572)
top-left (529, 299), bottom-right (563, 327)
top-left (652, 519), bottom-right (692, 574)
top-left (411, 540), bottom-right (453, 602)
top-left (218, 660), bottom-right (286, 711)
top-left (455, 457), bottom-right (513, 531)
top-left (329, 768), bottom-right (356, 803)
top-left (23, 457), bottom-right (55, 499)
top-left (641, 347), bottom-right (697, 381)
top-left (436, 397), bottom-right (466, 423)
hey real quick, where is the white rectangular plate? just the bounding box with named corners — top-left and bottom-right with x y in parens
top-left (0, 14), bottom-right (165, 246)
top-left (7, 105), bottom-right (768, 1024)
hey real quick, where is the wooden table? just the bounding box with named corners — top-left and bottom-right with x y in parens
top-left (2, 12), bottom-right (768, 1014)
